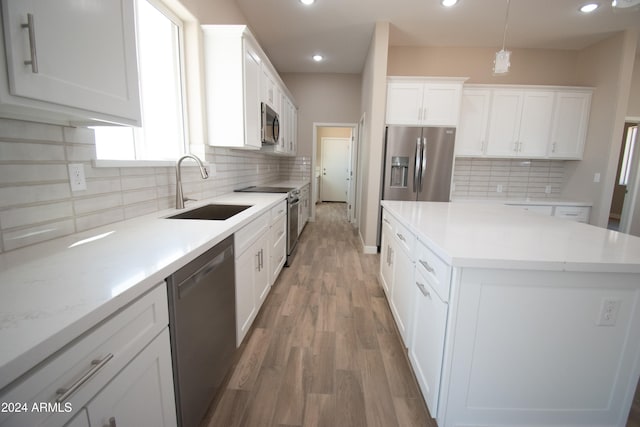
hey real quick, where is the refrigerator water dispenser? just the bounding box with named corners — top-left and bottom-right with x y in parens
top-left (390, 156), bottom-right (409, 188)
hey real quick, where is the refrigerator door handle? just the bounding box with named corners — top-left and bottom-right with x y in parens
top-left (413, 137), bottom-right (421, 193)
top-left (419, 137), bottom-right (427, 192)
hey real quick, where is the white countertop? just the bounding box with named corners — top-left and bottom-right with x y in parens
top-left (381, 201), bottom-right (640, 273)
top-left (451, 197), bottom-right (592, 207)
top-left (0, 192), bottom-right (285, 391)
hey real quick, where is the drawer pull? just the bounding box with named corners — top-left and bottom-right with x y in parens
top-left (383, 218), bottom-right (391, 225)
top-left (419, 259), bottom-right (435, 274)
top-left (396, 233), bottom-right (406, 242)
top-left (416, 282), bottom-right (430, 298)
top-left (56, 353), bottom-right (114, 402)
top-left (562, 213), bottom-right (579, 216)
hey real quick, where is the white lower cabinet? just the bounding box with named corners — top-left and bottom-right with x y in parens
top-left (235, 201), bottom-right (288, 346)
top-left (270, 201), bottom-right (287, 284)
top-left (0, 283), bottom-right (176, 427)
top-left (409, 268), bottom-right (448, 418)
top-left (86, 329), bottom-right (176, 427)
top-left (379, 210), bottom-right (416, 347)
top-left (235, 211), bottom-right (270, 345)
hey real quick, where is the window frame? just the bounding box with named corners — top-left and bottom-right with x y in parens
top-left (93, 0), bottom-right (190, 164)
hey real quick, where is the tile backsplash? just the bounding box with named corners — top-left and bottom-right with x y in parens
top-left (0, 118), bottom-right (310, 253)
top-left (452, 158), bottom-right (565, 199)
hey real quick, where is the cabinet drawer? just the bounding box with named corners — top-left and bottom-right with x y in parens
top-left (416, 241), bottom-right (451, 302)
top-left (235, 211), bottom-right (270, 256)
top-left (553, 206), bottom-right (590, 223)
top-left (383, 210), bottom-right (416, 255)
top-left (270, 200), bottom-right (287, 222)
top-left (0, 283), bottom-right (169, 427)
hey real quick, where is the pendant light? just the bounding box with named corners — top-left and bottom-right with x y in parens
top-left (493, 0), bottom-right (512, 75)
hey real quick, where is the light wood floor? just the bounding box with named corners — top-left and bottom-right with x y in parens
top-left (203, 202), bottom-right (434, 427)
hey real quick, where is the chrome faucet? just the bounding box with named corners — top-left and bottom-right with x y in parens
top-left (175, 154), bottom-right (209, 209)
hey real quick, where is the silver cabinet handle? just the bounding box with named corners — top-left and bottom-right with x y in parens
top-left (396, 233), bottom-right (406, 242)
top-left (551, 142), bottom-right (557, 153)
top-left (56, 353), bottom-right (114, 402)
top-left (419, 259), bottom-right (435, 274)
top-left (21, 13), bottom-right (39, 73)
top-left (108, 417), bottom-right (117, 427)
top-left (416, 281), bottom-right (430, 298)
top-left (256, 252), bottom-right (261, 271)
top-left (383, 218), bottom-right (391, 225)
top-left (513, 141), bottom-right (519, 152)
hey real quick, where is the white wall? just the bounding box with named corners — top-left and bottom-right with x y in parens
top-left (358, 22), bottom-right (389, 252)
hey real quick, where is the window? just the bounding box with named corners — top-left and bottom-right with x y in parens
top-left (619, 125), bottom-right (638, 186)
top-left (93, 0), bottom-right (186, 161)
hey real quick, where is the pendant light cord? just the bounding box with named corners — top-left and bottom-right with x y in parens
top-left (501, 0), bottom-right (511, 51)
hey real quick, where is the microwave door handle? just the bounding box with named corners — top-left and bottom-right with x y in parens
top-left (273, 116), bottom-right (280, 143)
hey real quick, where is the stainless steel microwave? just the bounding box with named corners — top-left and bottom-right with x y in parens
top-left (261, 102), bottom-right (280, 145)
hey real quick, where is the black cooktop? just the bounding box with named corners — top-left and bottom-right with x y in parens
top-left (234, 186), bottom-right (295, 193)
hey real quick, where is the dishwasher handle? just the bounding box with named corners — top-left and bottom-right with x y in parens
top-left (177, 246), bottom-right (233, 298)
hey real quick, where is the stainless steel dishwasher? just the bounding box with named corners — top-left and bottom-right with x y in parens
top-left (166, 235), bottom-right (236, 427)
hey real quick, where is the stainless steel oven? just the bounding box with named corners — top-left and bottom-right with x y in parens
top-left (235, 186), bottom-right (300, 266)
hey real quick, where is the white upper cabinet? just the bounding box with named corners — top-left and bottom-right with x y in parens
top-left (0, 0), bottom-right (141, 126)
top-left (548, 91), bottom-right (591, 159)
top-left (386, 77), bottom-right (466, 126)
top-left (202, 26), bottom-right (263, 149)
top-left (486, 90), bottom-right (553, 158)
top-left (202, 25), bottom-right (296, 154)
top-left (456, 88), bottom-right (491, 156)
top-left (458, 85), bottom-right (592, 160)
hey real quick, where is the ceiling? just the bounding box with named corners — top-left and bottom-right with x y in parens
top-left (234, 0), bottom-right (640, 74)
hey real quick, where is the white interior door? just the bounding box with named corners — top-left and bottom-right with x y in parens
top-left (321, 137), bottom-right (350, 202)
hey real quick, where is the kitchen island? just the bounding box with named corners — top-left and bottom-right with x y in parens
top-left (380, 201), bottom-right (640, 427)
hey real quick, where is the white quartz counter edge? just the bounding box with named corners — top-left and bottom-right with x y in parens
top-left (0, 192), bottom-right (286, 391)
top-left (451, 197), bottom-right (592, 207)
top-left (381, 200), bottom-right (640, 274)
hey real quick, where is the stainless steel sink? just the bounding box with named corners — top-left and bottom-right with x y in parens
top-left (167, 204), bottom-right (252, 220)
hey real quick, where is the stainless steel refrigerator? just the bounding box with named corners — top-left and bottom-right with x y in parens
top-left (382, 126), bottom-right (456, 202)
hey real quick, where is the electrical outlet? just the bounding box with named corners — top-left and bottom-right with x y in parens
top-left (68, 164), bottom-right (87, 192)
top-left (496, 184), bottom-right (503, 193)
top-left (545, 185), bottom-right (552, 194)
top-left (597, 298), bottom-right (621, 326)
top-left (594, 173), bottom-right (601, 183)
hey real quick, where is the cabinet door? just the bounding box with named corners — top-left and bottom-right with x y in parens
top-left (63, 410), bottom-right (90, 427)
top-left (386, 82), bottom-right (424, 125)
top-left (517, 91), bottom-right (554, 158)
top-left (409, 273), bottom-right (448, 418)
top-left (236, 244), bottom-right (258, 345)
top-left (548, 91), bottom-right (591, 159)
top-left (255, 235), bottom-right (271, 307)
top-left (1, 0), bottom-right (140, 124)
top-left (486, 90), bottom-right (523, 157)
top-left (243, 39), bottom-right (262, 149)
top-left (456, 89), bottom-right (491, 156)
top-left (379, 221), bottom-right (394, 298)
top-left (87, 328), bottom-right (177, 427)
top-left (390, 244), bottom-right (415, 347)
top-left (422, 83), bottom-right (462, 126)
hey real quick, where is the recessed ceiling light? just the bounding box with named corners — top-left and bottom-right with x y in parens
top-left (300, 0), bottom-right (315, 5)
top-left (312, 54), bottom-right (323, 62)
top-left (579, 3), bottom-right (599, 12)
top-left (441, 0), bottom-right (459, 6)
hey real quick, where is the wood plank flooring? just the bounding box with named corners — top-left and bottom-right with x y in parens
top-left (203, 202), bottom-right (434, 427)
